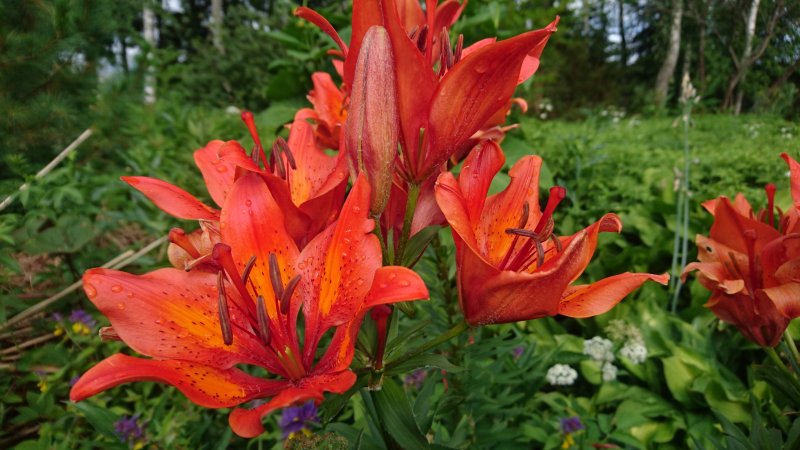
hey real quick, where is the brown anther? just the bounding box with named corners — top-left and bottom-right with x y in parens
top-left (518, 202), bottom-right (530, 228)
top-left (256, 295), bottom-right (270, 346)
top-left (550, 234), bottom-right (563, 252)
top-left (241, 255), bottom-right (257, 284)
top-left (282, 140), bottom-right (297, 170)
top-left (416, 25), bottom-right (428, 52)
top-left (441, 28), bottom-right (453, 69)
top-left (217, 271), bottom-right (233, 345)
top-left (99, 326), bottom-right (121, 342)
top-left (280, 275), bottom-right (302, 315)
top-left (272, 139), bottom-right (287, 178)
top-left (454, 34), bottom-right (464, 64)
top-left (268, 253), bottom-right (285, 301)
top-left (408, 25), bottom-right (419, 40)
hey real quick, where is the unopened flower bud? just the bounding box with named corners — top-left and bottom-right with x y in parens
top-left (344, 25), bottom-right (398, 215)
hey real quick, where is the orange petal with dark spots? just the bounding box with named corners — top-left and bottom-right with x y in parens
top-left (121, 176), bottom-right (218, 221)
top-left (558, 272), bottom-right (669, 318)
top-left (70, 353), bottom-right (285, 408)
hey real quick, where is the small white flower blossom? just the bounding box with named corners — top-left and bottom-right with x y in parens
top-left (583, 336), bottom-right (615, 362)
top-left (620, 341), bottom-right (648, 364)
top-left (602, 362), bottom-right (618, 382)
top-left (546, 364), bottom-right (578, 386)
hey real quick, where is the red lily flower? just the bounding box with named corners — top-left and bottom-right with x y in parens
top-left (434, 141), bottom-right (668, 325)
top-left (71, 175), bottom-right (428, 437)
top-left (682, 153), bottom-right (800, 347)
top-left (298, 0), bottom-right (558, 183)
top-left (295, 72), bottom-right (348, 150)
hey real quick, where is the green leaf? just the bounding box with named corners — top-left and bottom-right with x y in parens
top-left (372, 378), bottom-right (430, 450)
top-left (389, 353), bottom-right (464, 375)
top-left (71, 401), bottom-right (121, 441)
top-left (402, 226), bottom-right (440, 266)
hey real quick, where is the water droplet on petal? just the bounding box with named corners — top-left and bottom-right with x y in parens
top-left (126, 292), bottom-right (134, 298)
top-left (388, 273), bottom-right (397, 281)
top-left (216, 165), bottom-right (228, 173)
top-left (85, 284), bottom-right (97, 298)
top-left (298, 261), bottom-right (307, 269)
top-left (117, 302), bottom-right (126, 310)
top-left (352, 206), bottom-right (361, 213)
top-left (356, 278), bottom-right (364, 286)
top-left (379, 283), bottom-right (388, 289)
top-left (399, 280), bottom-right (410, 287)
top-left (245, 199), bottom-right (252, 206)
top-left (111, 285), bottom-right (123, 293)
top-left (155, 319), bottom-right (163, 325)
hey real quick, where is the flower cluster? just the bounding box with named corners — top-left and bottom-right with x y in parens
top-left (52, 309), bottom-right (96, 336)
top-left (69, 0), bottom-right (667, 438)
top-left (683, 153), bottom-right (800, 347)
top-left (546, 364), bottom-right (578, 386)
top-left (114, 414), bottom-right (146, 449)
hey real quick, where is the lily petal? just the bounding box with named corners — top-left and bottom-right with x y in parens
top-left (121, 176), bottom-right (218, 221)
top-left (458, 141), bottom-right (506, 223)
top-left (365, 266), bottom-right (429, 308)
top-left (82, 268), bottom-right (277, 371)
top-left (424, 19), bottom-right (558, 177)
top-left (558, 272), bottom-right (669, 318)
top-left (70, 354), bottom-right (284, 408)
top-left (781, 152), bottom-right (800, 209)
top-left (228, 370), bottom-right (356, 438)
top-left (762, 283), bottom-right (800, 318)
top-left (194, 140), bottom-right (251, 207)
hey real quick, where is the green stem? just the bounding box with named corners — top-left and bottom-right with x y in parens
top-left (372, 213), bottom-right (389, 265)
top-left (765, 346), bottom-right (800, 394)
top-left (386, 320), bottom-right (469, 370)
top-left (393, 183), bottom-right (421, 266)
top-left (785, 330), bottom-right (800, 365)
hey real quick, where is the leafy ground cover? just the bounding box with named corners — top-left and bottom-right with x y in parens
top-left (1, 110), bottom-right (799, 449)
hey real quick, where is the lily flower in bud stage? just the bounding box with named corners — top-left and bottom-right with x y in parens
top-left (298, 0), bottom-right (558, 183)
top-left (682, 153), bottom-right (800, 347)
top-left (70, 175), bottom-right (428, 438)
top-left (434, 141), bottom-right (668, 325)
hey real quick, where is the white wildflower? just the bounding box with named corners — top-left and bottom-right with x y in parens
top-left (601, 362), bottom-right (618, 382)
top-left (546, 364), bottom-right (578, 386)
top-left (620, 341), bottom-right (648, 364)
top-left (583, 336), bottom-right (615, 362)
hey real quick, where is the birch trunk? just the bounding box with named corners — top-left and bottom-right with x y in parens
top-left (655, 0), bottom-right (683, 105)
top-left (734, 0), bottom-right (761, 114)
top-left (143, 3), bottom-right (157, 104)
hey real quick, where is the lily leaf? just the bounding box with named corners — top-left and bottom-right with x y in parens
top-left (372, 378), bottom-right (430, 450)
top-left (388, 353), bottom-right (463, 375)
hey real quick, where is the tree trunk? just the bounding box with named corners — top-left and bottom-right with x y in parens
top-left (655, 0), bottom-right (683, 105)
top-left (211, 0), bottom-right (225, 55)
top-left (618, 0), bottom-right (627, 67)
top-left (734, 0), bottom-right (761, 114)
top-left (143, 3), bottom-right (157, 104)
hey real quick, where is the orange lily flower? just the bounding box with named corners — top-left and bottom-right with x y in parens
top-left (434, 141), bottom-right (668, 325)
top-left (682, 153), bottom-right (800, 347)
top-left (71, 175), bottom-right (428, 437)
top-left (295, 72), bottom-right (348, 150)
top-left (297, 0), bottom-right (558, 183)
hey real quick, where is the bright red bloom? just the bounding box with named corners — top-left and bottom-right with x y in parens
top-left (434, 141), bottom-right (668, 325)
top-left (682, 153), bottom-right (800, 347)
top-left (298, 0), bottom-right (558, 183)
top-left (295, 72), bottom-right (348, 150)
top-left (71, 175), bottom-right (428, 437)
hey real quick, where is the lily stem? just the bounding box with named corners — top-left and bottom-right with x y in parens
top-left (785, 330), bottom-right (800, 367)
top-left (394, 182), bottom-right (421, 266)
top-left (386, 319), bottom-right (469, 371)
top-left (765, 346), bottom-right (800, 393)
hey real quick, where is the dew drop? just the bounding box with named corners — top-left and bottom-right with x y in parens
top-left (127, 292), bottom-right (134, 298)
top-left (343, 238), bottom-right (351, 244)
top-left (399, 280), bottom-right (410, 287)
top-left (117, 302), bottom-right (126, 310)
top-left (216, 165), bottom-right (228, 173)
top-left (85, 284), bottom-right (97, 298)
top-left (298, 261), bottom-right (307, 269)
top-left (352, 206), bottom-right (361, 213)
top-left (245, 199), bottom-right (252, 206)
top-left (356, 278), bottom-right (364, 286)
top-left (155, 319), bottom-right (163, 325)
top-left (379, 283), bottom-right (388, 289)
top-left (388, 273), bottom-right (397, 281)
top-left (111, 285), bottom-right (123, 293)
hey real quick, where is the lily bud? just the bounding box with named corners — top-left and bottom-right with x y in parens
top-left (345, 25), bottom-right (398, 215)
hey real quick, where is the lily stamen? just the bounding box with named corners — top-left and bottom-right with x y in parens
top-left (416, 25), bottom-right (428, 52)
top-left (280, 275), bottom-right (302, 315)
top-left (241, 255), bottom-right (257, 284)
top-left (217, 271), bottom-right (234, 346)
top-left (743, 229), bottom-right (760, 292)
top-left (272, 138), bottom-right (287, 179)
top-left (268, 253), bottom-right (285, 301)
top-left (504, 228), bottom-right (546, 270)
top-left (256, 295), bottom-right (270, 346)
top-left (454, 34), bottom-right (464, 64)
top-left (241, 111), bottom-right (267, 166)
top-left (212, 243), bottom-right (256, 313)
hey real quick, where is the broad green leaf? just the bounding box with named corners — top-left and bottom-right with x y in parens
top-left (372, 378), bottom-right (429, 450)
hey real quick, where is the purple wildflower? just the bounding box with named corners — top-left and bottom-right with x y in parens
top-left (114, 414), bottom-right (145, 443)
top-left (403, 369), bottom-right (427, 390)
top-left (512, 345), bottom-right (525, 359)
top-left (69, 309), bottom-right (97, 328)
top-left (560, 416), bottom-right (584, 434)
top-left (51, 312), bottom-right (64, 322)
top-left (278, 401), bottom-right (318, 439)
